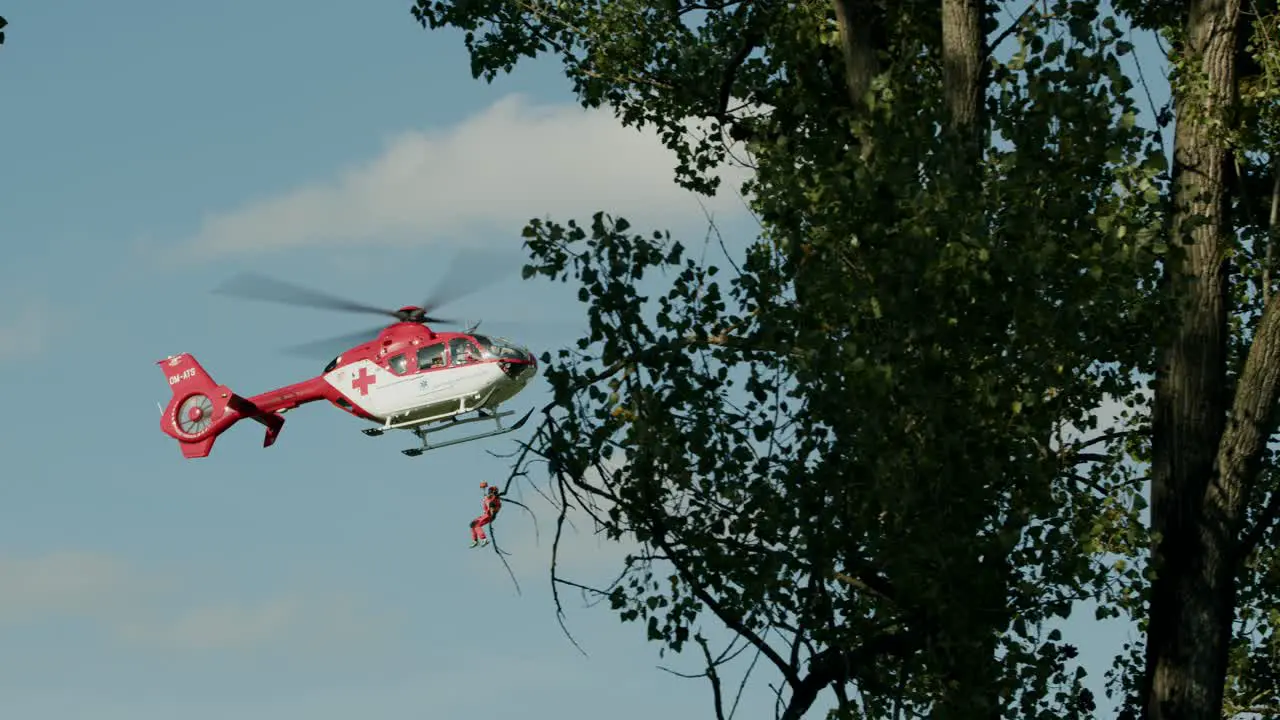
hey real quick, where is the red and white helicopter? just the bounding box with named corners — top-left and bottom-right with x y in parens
top-left (156, 272), bottom-right (538, 459)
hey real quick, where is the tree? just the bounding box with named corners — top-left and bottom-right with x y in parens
top-left (1118, 0), bottom-right (1280, 717)
top-left (411, 0), bottom-right (1280, 718)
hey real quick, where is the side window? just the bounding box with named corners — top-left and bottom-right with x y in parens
top-left (387, 353), bottom-right (408, 375)
top-left (449, 338), bottom-right (478, 365)
top-left (416, 343), bottom-right (446, 370)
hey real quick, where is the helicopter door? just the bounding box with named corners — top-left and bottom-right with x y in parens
top-left (436, 337), bottom-right (488, 408)
top-left (411, 341), bottom-right (451, 410)
top-left (370, 350), bottom-right (417, 412)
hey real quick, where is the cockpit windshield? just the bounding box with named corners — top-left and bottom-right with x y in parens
top-left (471, 334), bottom-right (528, 361)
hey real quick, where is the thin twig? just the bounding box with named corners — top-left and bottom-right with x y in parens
top-left (986, 0), bottom-right (1040, 59)
top-left (1128, 26), bottom-right (1168, 130)
top-left (729, 642), bottom-right (765, 720)
top-left (486, 525), bottom-right (523, 596)
top-left (499, 495), bottom-right (542, 546)
top-left (697, 198), bottom-right (744, 277)
top-left (550, 472), bottom-right (590, 657)
top-left (699, 634), bottom-right (729, 720)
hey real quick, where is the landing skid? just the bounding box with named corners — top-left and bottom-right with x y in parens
top-left (362, 408), bottom-right (535, 456)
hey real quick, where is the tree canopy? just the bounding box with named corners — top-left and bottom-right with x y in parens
top-left (412, 0), bottom-right (1280, 718)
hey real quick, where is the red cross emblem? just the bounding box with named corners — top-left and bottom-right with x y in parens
top-left (351, 367), bottom-right (377, 396)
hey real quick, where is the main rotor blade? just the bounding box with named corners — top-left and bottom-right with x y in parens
top-left (213, 272), bottom-right (398, 319)
top-left (419, 314), bottom-right (459, 325)
top-left (280, 326), bottom-right (389, 359)
top-left (418, 247), bottom-right (522, 316)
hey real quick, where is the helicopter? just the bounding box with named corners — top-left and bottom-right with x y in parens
top-left (156, 271), bottom-right (538, 459)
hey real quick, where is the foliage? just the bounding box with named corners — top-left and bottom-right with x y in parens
top-left (412, 0), bottom-right (1280, 718)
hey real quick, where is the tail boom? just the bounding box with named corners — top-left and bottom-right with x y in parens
top-left (157, 353), bottom-right (327, 459)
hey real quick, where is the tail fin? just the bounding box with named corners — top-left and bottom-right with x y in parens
top-left (157, 353), bottom-right (284, 459)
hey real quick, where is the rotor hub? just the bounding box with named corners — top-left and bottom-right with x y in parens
top-left (394, 306), bottom-right (425, 322)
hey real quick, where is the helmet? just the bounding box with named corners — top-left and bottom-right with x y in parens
top-left (480, 481), bottom-right (489, 488)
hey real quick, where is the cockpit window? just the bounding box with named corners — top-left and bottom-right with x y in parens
top-left (472, 334), bottom-right (527, 361)
top-left (388, 353), bottom-right (409, 375)
top-left (417, 342), bottom-right (446, 369)
top-left (449, 337), bottom-right (480, 365)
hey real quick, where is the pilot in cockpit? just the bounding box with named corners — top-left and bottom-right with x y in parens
top-left (450, 339), bottom-right (476, 365)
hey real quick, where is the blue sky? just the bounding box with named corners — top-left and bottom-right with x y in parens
top-left (0, 1), bottom-right (1168, 718)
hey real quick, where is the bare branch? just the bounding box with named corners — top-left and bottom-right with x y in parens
top-left (486, 533), bottom-right (523, 595)
top-left (699, 634), bottom-right (729, 720)
top-left (548, 462), bottom-right (590, 657)
top-left (646, 514), bottom-right (801, 687)
top-left (497, 495), bottom-right (542, 547)
top-left (552, 576), bottom-right (609, 596)
top-left (986, 0), bottom-right (1038, 59)
top-left (833, 570), bottom-right (897, 605)
top-left (1061, 429), bottom-right (1139, 456)
top-left (715, 10), bottom-right (760, 122)
top-left (658, 664), bottom-right (714, 680)
top-left (696, 199), bottom-right (743, 277)
top-left (729, 642), bottom-right (766, 720)
top-left (779, 632), bottom-right (922, 720)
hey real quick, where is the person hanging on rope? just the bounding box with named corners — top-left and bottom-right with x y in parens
top-left (469, 482), bottom-right (502, 548)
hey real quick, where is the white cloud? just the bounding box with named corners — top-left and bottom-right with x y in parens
top-left (0, 551), bottom-right (140, 625)
top-left (0, 300), bottom-right (52, 363)
top-left (113, 593), bottom-right (391, 653)
top-left (119, 598), bottom-right (300, 651)
top-left (0, 550), bottom-right (391, 655)
top-left (175, 94), bottom-right (755, 261)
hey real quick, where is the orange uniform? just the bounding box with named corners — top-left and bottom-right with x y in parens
top-left (470, 483), bottom-right (501, 546)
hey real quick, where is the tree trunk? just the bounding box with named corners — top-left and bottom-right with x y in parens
top-left (941, 0), bottom-right (984, 183)
top-left (941, 0), bottom-right (982, 137)
top-left (932, 2), bottom-right (1003, 719)
top-left (831, 0), bottom-right (878, 112)
top-left (1144, 0), bottom-right (1241, 718)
